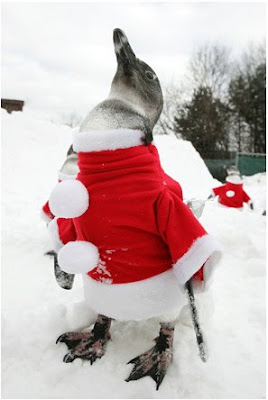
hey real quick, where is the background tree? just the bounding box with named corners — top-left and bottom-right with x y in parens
top-left (228, 75), bottom-right (251, 152)
top-left (228, 44), bottom-right (266, 153)
top-left (174, 86), bottom-right (231, 158)
top-left (154, 83), bottom-right (183, 135)
top-left (187, 43), bottom-right (232, 99)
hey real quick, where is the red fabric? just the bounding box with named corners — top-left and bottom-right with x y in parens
top-left (193, 265), bottom-right (204, 281)
top-left (163, 172), bottom-right (183, 199)
top-left (57, 144), bottom-right (207, 284)
top-left (242, 190), bottom-right (251, 204)
top-left (42, 201), bottom-right (54, 220)
top-left (213, 182), bottom-right (251, 208)
top-left (57, 218), bottom-right (77, 244)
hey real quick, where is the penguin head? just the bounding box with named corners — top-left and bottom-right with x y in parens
top-left (226, 174), bottom-right (242, 184)
top-left (109, 28), bottom-right (163, 132)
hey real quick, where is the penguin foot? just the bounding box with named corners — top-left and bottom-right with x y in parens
top-left (126, 323), bottom-right (174, 390)
top-left (56, 315), bottom-right (112, 364)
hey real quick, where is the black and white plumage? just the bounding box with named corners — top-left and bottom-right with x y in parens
top-left (52, 29), bottom-right (211, 390)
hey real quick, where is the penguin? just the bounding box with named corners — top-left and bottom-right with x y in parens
top-left (47, 28), bottom-right (221, 390)
top-left (209, 165), bottom-right (254, 209)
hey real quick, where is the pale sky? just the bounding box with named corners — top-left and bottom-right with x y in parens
top-left (1, 2), bottom-right (266, 122)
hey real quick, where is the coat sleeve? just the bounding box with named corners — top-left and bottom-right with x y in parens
top-left (163, 172), bottom-right (183, 200)
top-left (41, 200), bottom-right (55, 223)
top-left (156, 189), bottom-right (222, 288)
top-left (212, 185), bottom-right (224, 197)
top-left (242, 190), bottom-right (251, 204)
top-left (48, 218), bottom-right (77, 253)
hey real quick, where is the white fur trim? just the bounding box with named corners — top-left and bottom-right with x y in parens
top-left (40, 209), bottom-right (53, 224)
top-left (58, 241), bottom-right (99, 274)
top-left (73, 129), bottom-right (145, 152)
top-left (82, 269), bottom-right (186, 321)
top-left (49, 180), bottom-right (89, 218)
top-left (226, 190), bottom-right (235, 198)
top-left (173, 235), bottom-right (222, 285)
top-left (226, 175), bottom-right (242, 184)
top-left (47, 218), bottom-right (63, 253)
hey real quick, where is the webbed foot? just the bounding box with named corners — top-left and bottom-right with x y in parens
top-left (126, 323), bottom-right (174, 390)
top-left (57, 314), bottom-right (111, 364)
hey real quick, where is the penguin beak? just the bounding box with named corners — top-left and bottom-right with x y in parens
top-left (113, 28), bottom-right (136, 75)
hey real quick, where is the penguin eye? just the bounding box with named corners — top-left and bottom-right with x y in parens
top-left (145, 71), bottom-right (155, 81)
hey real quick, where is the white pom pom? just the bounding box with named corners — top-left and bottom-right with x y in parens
top-left (58, 241), bottom-right (99, 274)
top-left (49, 180), bottom-right (89, 218)
top-left (226, 190), bottom-right (235, 198)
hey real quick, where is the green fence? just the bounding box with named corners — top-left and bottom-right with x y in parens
top-left (204, 159), bottom-right (236, 182)
top-left (204, 153), bottom-right (266, 182)
top-left (236, 153), bottom-right (266, 176)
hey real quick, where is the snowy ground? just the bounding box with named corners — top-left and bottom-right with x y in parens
top-left (1, 110), bottom-right (266, 399)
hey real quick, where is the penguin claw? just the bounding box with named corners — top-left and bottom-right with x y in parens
top-left (63, 353), bottom-right (76, 363)
top-left (56, 332), bottom-right (92, 349)
top-left (56, 333), bottom-right (67, 344)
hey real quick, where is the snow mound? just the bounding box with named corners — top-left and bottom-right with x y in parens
top-left (2, 111), bottom-right (266, 398)
top-left (155, 134), bottom-right (217, 199)
top-left (243, 172), bottom-right (266, 213)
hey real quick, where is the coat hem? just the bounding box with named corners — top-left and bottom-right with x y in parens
top-left (82, 269), bottom-right (186, 321)
top-left (173, 234), bottom-right (222, 285)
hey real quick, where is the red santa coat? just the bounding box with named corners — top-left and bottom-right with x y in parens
top-left (213, 179), bottom-right (251, 208)
top-left (48, 129), bottom-right (221, 321)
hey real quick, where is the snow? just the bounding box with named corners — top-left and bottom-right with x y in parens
top-left (2, 110), bottom-right (266, 398)
top-left (155, 134), bottom-right (219, 199)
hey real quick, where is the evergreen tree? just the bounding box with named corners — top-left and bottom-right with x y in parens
top-left (228, 56), bottom-right (266, 153)
top-left (174, 86), bottom-right (230, 159)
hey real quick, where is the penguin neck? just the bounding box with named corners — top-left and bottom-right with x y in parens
top-left (80, 99), bottom-right (150, 132)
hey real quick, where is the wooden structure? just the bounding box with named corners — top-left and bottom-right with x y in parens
top-left (1, 98), bottom-right (24, 114)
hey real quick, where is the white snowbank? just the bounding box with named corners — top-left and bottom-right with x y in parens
top-left (1, 111), bottom-right (266, 398)
top-left (155, 134), bottom-right (218, 199)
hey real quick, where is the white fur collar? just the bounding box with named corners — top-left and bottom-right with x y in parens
top-left (73, 129), bottom-right (146, 152)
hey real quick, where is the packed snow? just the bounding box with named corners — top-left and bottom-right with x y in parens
top-left (1, 110), bottom-right (266, 399)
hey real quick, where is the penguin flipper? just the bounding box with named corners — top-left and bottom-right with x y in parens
top-left (45, 250), bottom-right (75, 290)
